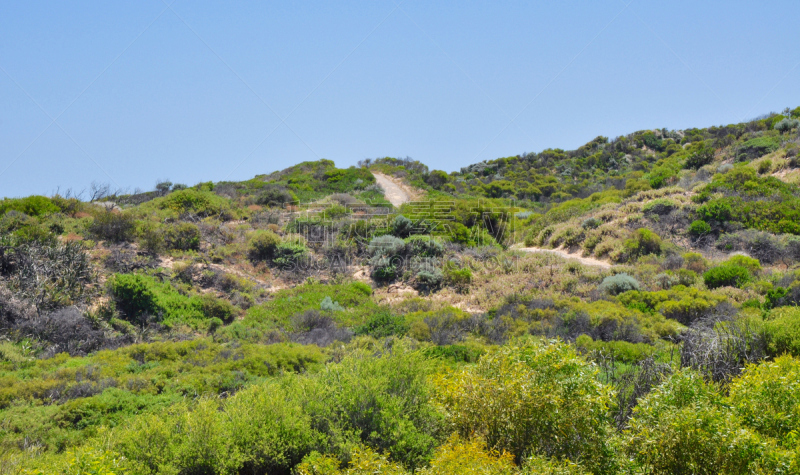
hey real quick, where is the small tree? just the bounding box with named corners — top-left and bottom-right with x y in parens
top-left (155, 180), bottom-right (173, 195)
top-left (774, 118), bottom-right (799, 134)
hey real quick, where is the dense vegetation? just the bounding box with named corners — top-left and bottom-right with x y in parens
top-left (2, 107), bottom-right (800, 473)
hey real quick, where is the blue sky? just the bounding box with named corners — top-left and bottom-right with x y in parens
top-left (1, 1), bottom-right (798, 198)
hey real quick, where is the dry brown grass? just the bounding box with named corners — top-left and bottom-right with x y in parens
top-left (531, 187), bottom-right (698, 263)
top-left (382, 251), bottom-right (610, 313)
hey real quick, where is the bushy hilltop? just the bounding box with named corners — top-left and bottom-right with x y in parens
top-left (2, 108), bottom-right (800, 473)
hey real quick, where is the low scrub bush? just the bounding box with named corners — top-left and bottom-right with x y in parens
top-left (434, 339), bottom-right (617, 471)
top-left (0, 196), bottom-right (60, 217)
top-left (715, 230), bottom-right (785, 264)
top-left (273, 242), bottom-right (309, 269)
top-left (164, 222), bottom-right (201, 251)
top-left (89, 211), bottom-right (136, 243)
top-left (688, 219), bottom-right (711, 236)
top-left (683, 252), bottom-right (708, 273)
top-left (156, 189), bottom-right (231, 217)
top-left (642, 199), bottom-right (678, 216)
top-left (599, 273), bottom-right (641, 295)
top-left (695, 167), bottom-right (800, 235)
top-left (703, 265), bottom-right (751, 289)
top-left (255, 184), bottom-right (297, 207)
top-left (729, 355), bottom-right (800, 444)
top-left (724, 254), bottom-right (761, 273)
top-left (404, 236), bottom-right (444, 258)
top-left (367, 235), bottom-right (406, 258)
top-left (354, 310), bottom-right (408, 338)
top-left (763, 307), bottom-right (800, 357)
top-left (444, 266), bottom-right (472, 292)
top-left (248, 230), bottom-right (281, 261)
top-left (108, 273), bottom-right (224, 328)
top-left (581, 217), bottom-right (601, 229)
top-left (115, 382), bottom-right (318, 474)
top-left (625, 370), bottom-right (778, 474)
top-left (301, 347), bottom-right (442, 469)
top-left (736, 136), bottom-right (782, 161)
top-left (617, 286), bottom-right (729, 326)
top-left (390, 215), bottom-right (415, 238)
top-left (575, 334), bottom-right (655, 364)
top-left (0, 240), bottom-right (92, 312)
top-left (243, 282), bottom-right (378, 332)
top-left (623, 228), bottom-right (662, 260)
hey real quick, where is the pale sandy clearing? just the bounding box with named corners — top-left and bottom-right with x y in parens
top-left (372, 172), bottom-right (419, 207)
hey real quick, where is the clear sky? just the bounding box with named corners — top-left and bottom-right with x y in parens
top-left (1, 1), bottom-right (798, 198)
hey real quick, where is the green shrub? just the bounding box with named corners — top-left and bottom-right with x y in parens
top-left (89, 211), bottom-right (136, 243)
top-left (625, 370), bottom-right (773, 475)
top-left (434, 339), bottom-right (616, 471)
top-left (676, 269), bottom-right (697, 286)
top-left (404, 236), bottom-right (444, 258)
top-left (273, 242), bottom-right (308, 269)
top-left (581, 217), bottom-right (600, 229)
top-left (648, 156), bottom-right (683, 188)
top-left (350, 281), bottom-right (372, 297)
top-left (624, 228), bottom-right (662, 259)
top-left (763, 307), bottom-right (800, 357)
top-left (729, 355), bottom-right (800, 444)
top-left (697, 201), bottom-right (732, 222)
top-left (599, 273), bottom-right (641, 295)
top-left (684, 142), bottom-right (715, 169)
top-left (683, 252), bottom-right (708, 273)
top-left (371, 257), bottom-right (398, 282)
top-left (157, 189), bottom-right (231, 217)
top-left (301, 347), bottom-right (441, 469)
top-left (575, 334), bottom-right (655, 364)
top-left (617, 286), bottom-right (727, 326)
top-left (248, 230), bottom-right (281, 261)
top-left (242, 282), bottom-right (378, 332)
top-left (115, 382), bottom-right (319, 474)
top-left (695, 167), bottom-right (800, 234)
top-left (255, 185), bottom-right (297, 207)
top-left (703, 265), bottom-right (751, 289)
top-left (354, 311), bottom-right (408, 338)
top-left (723, 255), bottom-right (761, 273)
top-left (774, 118), bottom-right (800, 134)
top-left (0, 196), bottom-right (60, 217)
top-left (737, 136), bottom-right (782, 161)
top-left (444, 267), bottom-right (472, 291)
top-left (390, 215), bottom-right (415, 238)
top-left (207, 317), bottom-right (224, 333)
top-left (199, 293), bottom-right (238, 324)
top-left (164, 222), bottom-right (201, 251)
top-left (325, 204), bottom-right (350, 220)
top-left (108, 273), bottom-right (209, 328)
top-left (688, 220), bottom-right (711, 236)
top-left (421, 344), bottom-right (484, 364)
top-left (415, 267), bottom-right (444, 288)
top-left (138, 223), bottom-right (165, 254)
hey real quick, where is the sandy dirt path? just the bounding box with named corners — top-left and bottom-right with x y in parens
top-left (517, 246), bottom-right (612, 268)
top-left (372, 172), bottom-right (412, 207)
top-left (369, 172), bottom-right (611, 268)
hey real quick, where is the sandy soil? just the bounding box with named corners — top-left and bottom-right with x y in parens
top-left (372, 172), bottom-right (419, 206)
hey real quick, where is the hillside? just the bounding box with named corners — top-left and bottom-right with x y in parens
top-left (2, 108), bottom-right (800, 473)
